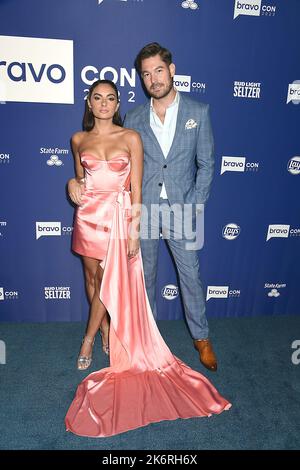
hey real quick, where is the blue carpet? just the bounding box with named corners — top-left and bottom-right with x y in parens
top-left (0, 316), bottom-right (299, 450)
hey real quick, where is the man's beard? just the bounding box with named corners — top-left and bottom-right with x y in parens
top-left (149, 78), bottom-right (174, 99)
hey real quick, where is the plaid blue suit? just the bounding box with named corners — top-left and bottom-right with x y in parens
top-left (124, 92), bottom-right (214, 339)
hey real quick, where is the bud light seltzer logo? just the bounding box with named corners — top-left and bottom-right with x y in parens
top-left (161, 284), bottom-right (179, 300)
top-left (287, 157), bottom-right (300, 175)
top-left (222, 223), bottom-right (241, 240)
top-left (233, 81), bottom-right (261, 99)
top-left (44, 287), bottom-right (71, 300)
top-left (0, 36), bottom-right (74, 104)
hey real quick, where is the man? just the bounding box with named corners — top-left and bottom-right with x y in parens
top-left (124, 42), bottom-right (217, 371)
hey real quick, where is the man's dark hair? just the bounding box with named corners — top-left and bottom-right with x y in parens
top-left (135, 42), bottom-right (172, 74)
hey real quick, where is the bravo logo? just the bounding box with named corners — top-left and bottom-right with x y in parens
top-left (221, 156), bottom-right (259, 174)
top-left (36, 222), bottom-right (61, 240)
top-left (174, 75), bottom-right (191, 93)
top-left (234, 0), bottom-right (261, 18)
top-left (221, 156), bottom-right (245, 174)
top-left (0, 36), bottom-right (74, 104)
top-left (98, 0), bottom-right (127, 4)
top-left (287, 156), bottom-right (300, 175)
top-left (161, 284), bottom-right (179, 300)
top-left (266, 225), bottom-right (290, 241)
top-left (287, 81), bottom-right (300, 104)
top-left (234, 0), bottom-right (276, 19)
top-left (206, 286), bottom-right (229, 301)
top-left (222, 223), bottom-right (241, 240)
top-left (0, 288), bottom-right (19, 300)
top-left (206, 286), bottom-right (241, 300)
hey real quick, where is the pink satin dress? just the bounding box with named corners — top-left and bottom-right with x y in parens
top-left (66, 153), bottom-right (231, 437)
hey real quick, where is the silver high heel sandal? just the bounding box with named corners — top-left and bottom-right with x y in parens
top-left (99, 328), bottom-right (110, 356)
top-left (77, 335), bottom-right (95, 370)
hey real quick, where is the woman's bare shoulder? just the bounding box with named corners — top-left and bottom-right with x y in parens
top-left (122, 128), bottom-right (142, 145)
top-left (71, 131), bottom-right (86, 146)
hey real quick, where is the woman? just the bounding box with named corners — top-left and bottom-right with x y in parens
top-left (65, 79), bottom-right (231, 437)
top-left (68, 79), bottom-right (142, 369)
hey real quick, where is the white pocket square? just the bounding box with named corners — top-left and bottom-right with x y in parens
top-left (185, 119), bottom-right (198, 130)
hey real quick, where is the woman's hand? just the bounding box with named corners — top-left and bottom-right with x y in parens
top-left (68, 178), bottom-right (85, 205)
top-left (128, 236), bottom-right (140, 259)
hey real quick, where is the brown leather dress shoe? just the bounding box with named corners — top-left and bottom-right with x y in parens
top-left (194, 338), bottom-right (217, 372)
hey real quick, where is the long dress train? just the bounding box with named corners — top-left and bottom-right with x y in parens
top-left (66, 154), bottom-right (231, 437)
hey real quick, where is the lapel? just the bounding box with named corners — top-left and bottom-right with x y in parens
top-left (140, 102), bottom-right (164, 159)
top-left (165, 92), bottom-right (186, 161)
top-left (141, 92), bottom-right (189, 162)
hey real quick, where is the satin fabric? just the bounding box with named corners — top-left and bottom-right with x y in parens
top-left (66, 154), bottom-right (231, 437)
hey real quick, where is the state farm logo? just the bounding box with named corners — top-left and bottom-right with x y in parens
top-left (161, 284), bottom-right (179, 300)
top-left (287, 157), bottom-right (300, 175)
top-left (36, 222), bottom-right (73, 239)
top-left (0, 35), bottom-right (74, 104)
top-left (181, 1), bottom-right (198, 10)
top-left (40, 147), bottom-right (68, 167)
top-left (287, 81), bottom-right (300, 105)
top-left (222, 223), bottom-right (241, 240)
top-left (264, 283), bottom-right (286, 297)
top-left (206, 286), bottom-right (241, 301)
top-left (44, 286), bottom-right (71, 300)
top-left (46, 155), bottom-right (62, 166)
top-left (220, 156), bottom-right (259, 174)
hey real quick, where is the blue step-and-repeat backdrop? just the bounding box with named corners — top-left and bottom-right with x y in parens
top-left (0, 0), bottom-right (299, 322)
